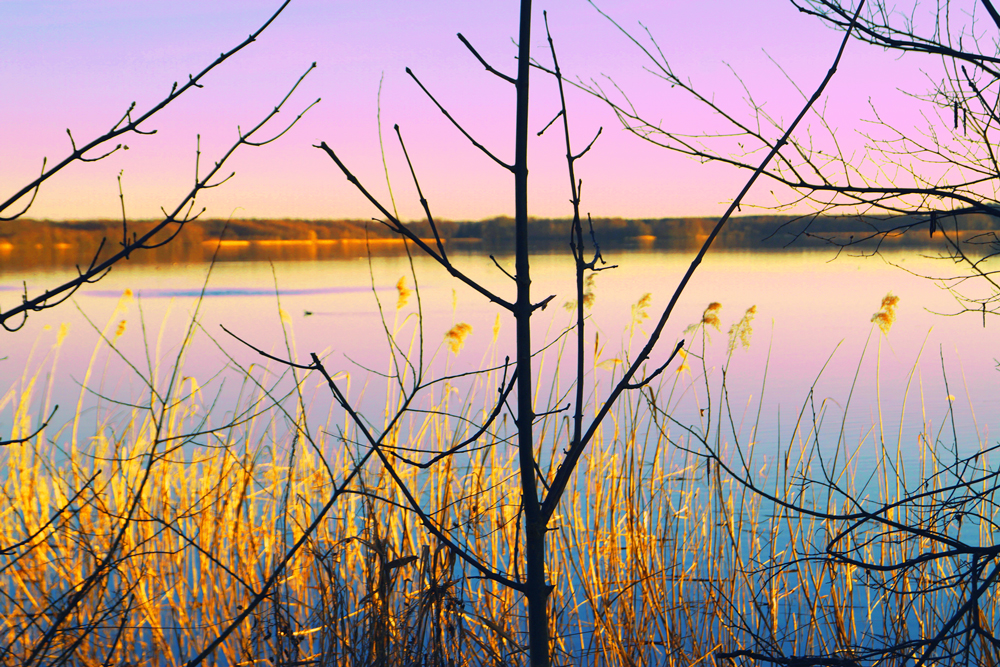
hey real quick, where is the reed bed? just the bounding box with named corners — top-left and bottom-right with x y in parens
top-left (2, 290), bottom-right (998, 666)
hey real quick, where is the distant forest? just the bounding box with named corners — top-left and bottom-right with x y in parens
top-left (2, 213), bottom-right (996, 271)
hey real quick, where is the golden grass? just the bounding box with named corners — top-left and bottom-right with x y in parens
top-left (1, 294), bottom-right (998, 666)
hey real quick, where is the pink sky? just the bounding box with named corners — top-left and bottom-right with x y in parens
top-left (2, 1), bottom-right (932, 222)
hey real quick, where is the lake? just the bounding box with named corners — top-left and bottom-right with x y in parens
top-left (3, 245), bottom-right (999, 664)
top-left (2, 246), bottom-right (997, 472)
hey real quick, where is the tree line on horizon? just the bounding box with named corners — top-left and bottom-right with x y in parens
top-left (3, 211), bottom-right (990, 271)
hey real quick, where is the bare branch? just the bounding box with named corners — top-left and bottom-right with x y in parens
top-left (314, 141), bottom-right (516, 312)
top-left (458, 33), bottom-right (517, 84)
top-left (405, 67), bottom-right (514, 171)
top-left (1, 63), bottom-right (317, 331)
top-left (0, 0), bottom-right (293, 219)
top-left (542, 0), bottom-right (867, 522)
top-left (0, 405), bottom-right (58, 447)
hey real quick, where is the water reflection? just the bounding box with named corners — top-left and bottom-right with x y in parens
top-left (3, 244), bottom-right (999, 665)
top-left (2, 248), bottom-right (997, 472)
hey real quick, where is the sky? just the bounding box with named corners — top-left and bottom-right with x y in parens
top-left (1, 0), bottom-right (936, 222)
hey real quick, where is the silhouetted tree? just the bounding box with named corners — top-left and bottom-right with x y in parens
top-left (0, 6), bottom-right (335, 666)
top-left (244, 2), bottom-right (863, 664)
top-left (586, 0), bottom-right (1000, 323)
top-left (0, 0), bottom-right (317, 333)
top-left (586, 1), bottom-right (1000, 664)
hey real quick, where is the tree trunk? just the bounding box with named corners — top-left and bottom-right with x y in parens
top-left (512, 1), bottom-right (551, 666)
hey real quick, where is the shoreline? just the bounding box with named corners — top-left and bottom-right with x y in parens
top-left (2, 215), bottom-right (991, 272)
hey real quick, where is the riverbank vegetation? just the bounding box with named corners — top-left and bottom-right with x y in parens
top-left (2, 285), bottom-right (993, 665)
top-left (6, 212), bottom-right (996, 271)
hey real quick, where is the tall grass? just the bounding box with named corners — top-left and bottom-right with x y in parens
top-left (1, 286), bottom-right (997, 666)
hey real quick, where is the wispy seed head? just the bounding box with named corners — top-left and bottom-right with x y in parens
top-left (396, 277), bottom-right (412, 310)
top-left (116, 288), bottom-right (133, 312)
top-left (871, 292), bottom-right (899, 335)
top-left (702, 302), bottom-right (722, 330)
top-left (676, 348), bottom-right (690, 374)
top-left (727, 305), bottom-right (756, 354)
top-left (629, 293), bottom-right (653, 336)
top-left (445, 322), bottom-right (473, 354)
top-left (56, 322), bottom-right (69, 347)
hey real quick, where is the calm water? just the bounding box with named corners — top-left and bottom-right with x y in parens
top-left (2, 248), bottom-right (998, 476)
top-left (2, 246), bottom-right (998, 664)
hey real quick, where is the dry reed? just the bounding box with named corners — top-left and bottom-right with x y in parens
top-left (1, 292), bottom-right (996, 667)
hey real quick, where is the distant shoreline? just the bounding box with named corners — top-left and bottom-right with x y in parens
top-left (2, 214), bottom-right (994, 271)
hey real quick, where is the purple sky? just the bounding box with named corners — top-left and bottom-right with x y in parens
top-left (2, 1), bottom-right (932, 222)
